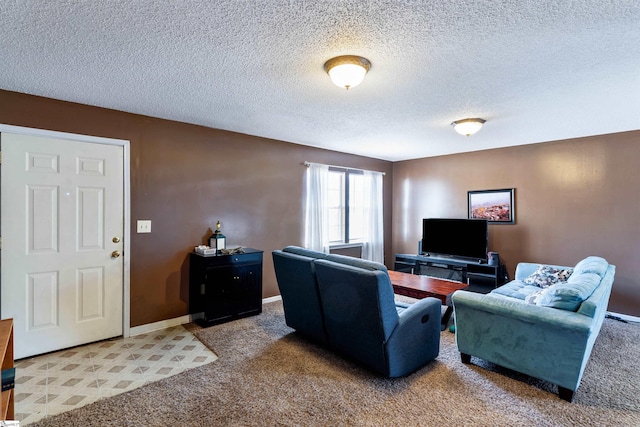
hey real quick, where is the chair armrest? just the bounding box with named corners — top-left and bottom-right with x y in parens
top-left (395, 297), bottom-right (442, 328)
top-left (394, 301), bottom-right (411, 310)
top-left (385, 297), bottom-right (441, 377)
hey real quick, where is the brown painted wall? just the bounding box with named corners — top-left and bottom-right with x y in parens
top-left (3, 90), bottom-right (637, 322)
top-left (392, 131), bottom-right (640, 316)
top-left (0, 90), bottom-right (394, 326)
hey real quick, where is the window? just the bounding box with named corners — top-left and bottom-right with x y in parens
top-left (327, 168), bottom-right (365, 245)
top-left (304, 162), bottom-right (384, 262)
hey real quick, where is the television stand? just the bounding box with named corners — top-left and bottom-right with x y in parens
top-left (393, 253), bottom-right (507, 293)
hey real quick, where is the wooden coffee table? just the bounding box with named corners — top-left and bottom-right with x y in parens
top-left (388, 270), bottom-right (468, 329)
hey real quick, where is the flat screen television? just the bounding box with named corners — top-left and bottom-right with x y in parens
top-left (421, 218), bottom-right (488, 262)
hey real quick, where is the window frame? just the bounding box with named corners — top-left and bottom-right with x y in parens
top-left (328, 166), bottom-right (365, 247)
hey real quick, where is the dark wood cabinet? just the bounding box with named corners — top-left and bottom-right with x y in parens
top-left (189, 249), bottom-right (263, 326)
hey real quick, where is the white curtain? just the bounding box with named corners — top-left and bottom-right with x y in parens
top-left (361, 170), bottom-right (384, 263)
top-left (304, 163), bottom-right (330, 253)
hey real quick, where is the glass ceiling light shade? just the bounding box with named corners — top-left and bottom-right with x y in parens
top-left (324, 55), bottom-right (371, 90)
top-left (451, 118), bottom-right (486, 136)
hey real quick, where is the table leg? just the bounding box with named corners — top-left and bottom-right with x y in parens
top-left (441, 305), bottom-right (454, 331)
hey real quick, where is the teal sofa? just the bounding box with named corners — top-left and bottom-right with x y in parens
top-left (451, 256), bottom-right (615, 401)
top-left (273, 246), bottom-right (442, 377)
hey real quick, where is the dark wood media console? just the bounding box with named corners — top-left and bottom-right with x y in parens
top-left (394, 253), bottom-right (508, 293)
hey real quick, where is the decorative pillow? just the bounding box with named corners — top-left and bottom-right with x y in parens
top-left (555, 268), bottom-right (574, 281)
top-left (535, 273), bottom-right (601, 311)
top-left (573, 256), bottom-right (608, 277)
top-left (525, 288), bottom-right (546, 305)
top-left (535, 283), bottom-right (582, 311)
top-left (523, 265), bottom-right (574, 288)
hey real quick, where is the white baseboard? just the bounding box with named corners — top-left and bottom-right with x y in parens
top-left (128, 295), bottom-right (283, 336)
top-left (262, 295), bottom-right (282, 304)
top-left (129, 300), bottom-right (635, 336)
top-left (129, 314), bottom-right (193, 336)
top-left (607, 311), bottom-right (640, 323)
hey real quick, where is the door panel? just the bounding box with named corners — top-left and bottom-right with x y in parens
top-left (77, 266), bottom-right (104, 321)
top-left (27, 271), bottom-right (58, 329)
top-left (1, 132), bottom-right (124, 358)
top-left (29, 185), bottom-right (58, 252)
top-left (77, 187), bottom-right (104, 250)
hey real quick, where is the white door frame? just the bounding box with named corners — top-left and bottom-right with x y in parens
top-left (0, 124), bottom-right (132, 338)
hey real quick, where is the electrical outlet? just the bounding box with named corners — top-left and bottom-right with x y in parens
top-left (137, 220), bottom-right (152, 233)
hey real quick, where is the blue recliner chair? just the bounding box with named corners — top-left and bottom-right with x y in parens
top-left (314, 258), bottom-right (441, 377)
top-left (272, 246), bottom-right (329, 345)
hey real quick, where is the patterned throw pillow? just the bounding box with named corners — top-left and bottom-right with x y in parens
top-left (523, 265), bottom-right (574, 288)
top-left (525, 288), bottom-right (546, 305)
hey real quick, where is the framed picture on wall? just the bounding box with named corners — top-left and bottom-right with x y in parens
top-left (468, 188), bottom-right (515, 224)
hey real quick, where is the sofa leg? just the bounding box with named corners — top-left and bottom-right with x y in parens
top-left (460, 353), bottom-right (471, 364)
top-left (558, 386), bottom-right (574, 402)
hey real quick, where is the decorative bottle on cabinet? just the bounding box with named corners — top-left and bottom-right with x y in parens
top-left (209, 220), bottom-right (226, 253)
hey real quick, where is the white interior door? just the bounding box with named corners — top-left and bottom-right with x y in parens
top-left (1, 132), bottom-right (124, 359)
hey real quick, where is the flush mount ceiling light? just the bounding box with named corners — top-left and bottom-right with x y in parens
top-left (451, 118), bottom-right (486, 136)
top-left (324, 55), bottom-right (371, 90)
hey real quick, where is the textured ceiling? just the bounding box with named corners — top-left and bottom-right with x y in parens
top-left (1, 1), bottom-right (639, 161)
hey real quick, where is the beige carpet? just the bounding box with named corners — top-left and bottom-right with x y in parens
top-left (30, 300), bottom-right (640, 426)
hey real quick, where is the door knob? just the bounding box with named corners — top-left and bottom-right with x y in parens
top-left (112, 237), bottom-right (121, 243)
top-left (111, 250), bottom-right (121, 258)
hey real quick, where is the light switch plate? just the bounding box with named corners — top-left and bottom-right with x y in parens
top-left (137, 220), bottom-right (152, 233)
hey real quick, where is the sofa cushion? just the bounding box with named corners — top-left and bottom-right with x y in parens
top-left (325, 254), bottom-right (388, 272)
top-left (573, 256), bottom-right (608, 277)
top-left (523, 265), bottom-right (573, 288)
top-left (282, 245), bottom-right (328, 259)
top-left (491, 280), bottom-right (542, 300)
top-left (535, 272), bottom-right (602, 311)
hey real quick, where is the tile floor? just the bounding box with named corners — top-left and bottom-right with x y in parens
top-left (13, 325), bottom-right (217, 425)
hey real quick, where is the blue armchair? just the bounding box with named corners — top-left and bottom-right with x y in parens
top-left (314, 258), bottom-right (441, 377)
